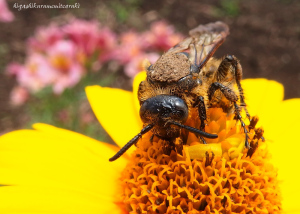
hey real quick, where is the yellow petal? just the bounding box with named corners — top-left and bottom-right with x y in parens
top-left (187, 143), bottom-right (222, 159)
top-left (242, 80), bottom-right (300, 212)
top-left (265, 99), bottom-right (300, 212)
top-left (132, 71), bottom-right (147, 115)
top-left (31, 123), bottom-right (128, 169)
top-left (0, 186), bottom-right (124, 214)
top-left (86, 85), bottom-right (142, 152)
top-left (241, 79), bottom-right (284, 134)
top-left (0, 125), bottom-right (128, 213)
top-left (264, 99), bottom-right (300, 141)
top-left (242, 79), bottom-right (284, 118)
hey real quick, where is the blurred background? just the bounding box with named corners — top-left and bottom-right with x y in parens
top-left (1, 0), bottom-right (299, 143)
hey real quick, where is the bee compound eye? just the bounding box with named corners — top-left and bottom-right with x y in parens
top-left (172, 99), bottom-right (189, 120)
top-left (139, 95), bottom-right (189, 124)
top-left (147, 64), bottom-right (153, 71)
top-left (225, 55), bottom-right (234, 61)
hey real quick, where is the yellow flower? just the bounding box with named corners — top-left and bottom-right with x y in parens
top-left (0, 71), bottom-right (299, 213)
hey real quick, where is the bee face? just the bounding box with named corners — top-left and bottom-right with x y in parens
top-left (140, 94), bottom-right (189, 127)
top-left (139, 95), bottom-right (190, 139)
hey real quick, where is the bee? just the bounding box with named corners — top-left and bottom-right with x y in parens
top-left (109, 21), bottom-right (249, 162)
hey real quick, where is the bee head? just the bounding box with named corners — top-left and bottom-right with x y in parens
top-left (139, 95), bottom-right (189, 127)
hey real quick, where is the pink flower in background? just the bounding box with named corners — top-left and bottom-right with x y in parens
top-left (10, 86), bottom-right (29, 106)
top-left (6, 18), bottom-right (183, 103)
top-left (6, 63), bottom-right (23, 76)
top-left (113, 31), bottom-right (145, 64)
top-left (7, 42), bottom-right (84, 95)
top-left (97, 27), bottom-right (118, 63)
top-left (124, 52), bottom-right (159, 77)
top-left (27, 24), bottom-right (64, 53)
top-left (63, 19), bottom-right (99, 56)
top-left (143, 21), bottom-right (183, 51)
top-left (63, 19), bottom-right (117, 61)
top-left (7, 40), bottom-right (85, 95)
top-left (115, 22), bottom-right (182, 77)
top-left (8, 54), bottom-right (54, 92)
top-left (0, 0), bottom-right (14, 22)
top-left (47, 40), bottom-right (85, 94)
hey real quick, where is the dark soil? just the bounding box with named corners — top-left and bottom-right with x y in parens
top-left (1, 0), bottom-right (299, 133)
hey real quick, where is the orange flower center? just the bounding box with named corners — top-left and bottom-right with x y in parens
top-left (120, 108), bottom-right (282, 213)
top-left (28, 63), bottom-right (38, 74)
top-left (50, 55), bottom-right (71, 73)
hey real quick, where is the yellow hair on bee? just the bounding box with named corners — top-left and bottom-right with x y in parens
top-left (142, 59), bottom-right (151, 71)
top-left (138, 79), bottom-right (181, 104)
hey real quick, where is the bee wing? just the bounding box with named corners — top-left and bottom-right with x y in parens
top-left (166, 37), bottom-right (193, 54)
top-left (167, 22), bottom-right (229, 69)
top-left (190, 21), bottom-right (229, 69)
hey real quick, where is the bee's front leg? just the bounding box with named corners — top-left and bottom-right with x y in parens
top-left (208, 82), bottom-right (239, 102)
top-left (217, 55), bottom-right (250, 120)
top-left (194, 96), bottom-right (207, 144)
top-left (208, 82), bottom-right (250, 149)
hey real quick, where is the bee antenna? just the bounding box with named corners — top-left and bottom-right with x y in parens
top-left (109, 124), bottom-right (154, 162)
top-left (170, 121), bottom-right (218, 139)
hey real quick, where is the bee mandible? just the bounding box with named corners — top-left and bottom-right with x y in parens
top-left (109, 21), bottom-right (250, 162)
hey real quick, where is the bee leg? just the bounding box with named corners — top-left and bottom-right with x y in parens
top-left (208, 82), bottom-right (250, 149)
top-left (194, 96), bottom-right (207, 144)
top-left (247, 128), bottom-right (264, 157)
top-left (162, 139), bottom-right (176, 156)
top-left (205, 151), bottom-right (215, 167)
top-left (217, 55), bottom-right (250, 120)
top-left (174, 138), bottom-right (184, 155)
top-left (234, 102), bottom-right (250, 149)
top-left (231, 56), bottom-right (250, 120)
top-left (208, 82), bottom-right (238, 102)
top-left (150, 134), bottom-right (155, 143)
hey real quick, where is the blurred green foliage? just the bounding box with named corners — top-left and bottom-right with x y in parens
top-left (220, 0), bottom-right (240, 17)
top-left (211, 0), bottom-right (240, 17)
top-left (109, 0), bottom-right (142, 23)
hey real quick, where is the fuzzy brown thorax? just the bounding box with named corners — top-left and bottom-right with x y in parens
top-left (148, 53), bottom-right (191, 83)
